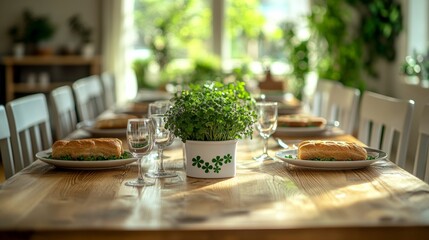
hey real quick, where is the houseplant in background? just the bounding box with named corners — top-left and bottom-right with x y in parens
top-left (132, 58), bottom-right (157, 90)
top-left (7, 9), bottom-right (56, 55)
top-left (69, 14), bottom-right (94, 57)
top-left (8, 25), bottom-right (25, 58)
top-left (165, 81), bottom-right (256, 178)
top-left (401, 50), bottom-right (429, 86)
top-left (23, 10), bottom-right (56, 55)
top-left (307, 0), bottom-right (403, 91)
top-left (281, 22), bottom-right (309, 100)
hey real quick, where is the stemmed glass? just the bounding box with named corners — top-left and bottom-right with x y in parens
top-left (148, 100), bottom-right (171, 116)
top-left (145, 114), bottom-right (178, 178)
top-left (253, 102), bottom-right (278, 161)
top-left (125, 118), bottom-right (155, 187)
top-left (147, 100), bottom-right (171, 160)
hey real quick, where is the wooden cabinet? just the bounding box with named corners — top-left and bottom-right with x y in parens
top-left (3, 55), bottom-right (100, 102)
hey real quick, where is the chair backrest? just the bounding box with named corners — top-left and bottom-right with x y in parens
top-left (326, 84), bottom-right (360, 135)
top-left (100, 72), bottom-right (116, 108)
top-left (0, 105), bottom-right (15, 179)
top-left (412, 103), bottom-right (429, 183)
top-left (6, 94), bottom-right (53, 171)
top-left (358, 91), bottom-right (414, 168)
top-left (311, 79), bottom-right (342, 118)
top-left (50, 85), bottom-right (78, 140)
top-left (72, 75), bottom-right (105, 122)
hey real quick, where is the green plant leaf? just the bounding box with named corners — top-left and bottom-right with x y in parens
top-left (165, 81), bottom-right (256, 141)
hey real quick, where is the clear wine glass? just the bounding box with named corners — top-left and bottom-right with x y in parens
top-left (125, 118), bottom-right (155, 187)
top-left (145, 114), bottom-right (178, 178)
top-left (253, 102), bottom-right (278, 161)
top-left (147, 100), bottom-right (172, 160)
top-left (148, 100), bottom-right (171, 116)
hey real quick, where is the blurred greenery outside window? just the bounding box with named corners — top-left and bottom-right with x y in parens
top-left (131, 0), bottom-right (310, 90)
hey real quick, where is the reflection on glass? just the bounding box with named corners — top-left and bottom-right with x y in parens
top-left (253, 102), bottom-right (278, 161)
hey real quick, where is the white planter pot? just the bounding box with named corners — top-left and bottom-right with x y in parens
top-left (184, 140), bottom-right (238, 178)
top-left (13, 43), bottom-right (25, 58)
top-left (82, 43), bottom-right (95, 58)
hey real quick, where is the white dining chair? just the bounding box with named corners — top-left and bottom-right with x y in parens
top-left (357, 91), bottom-right (414, 169)
top-left (311, 79), bottom-right (342, 118)
top-left (50, 85), bottom-right (78, 140)
top-left (6, 93), bottom-right (53, 172)
top-left (100, 72), bottom-right (116, 108)
top-left (326, 84), bottom-right (361, 135)
top-left (0, 105), bottom-right (16, 179)
top-left (412, 103), bottom-right (429, 183)
top-left (72, 75), bottom-right (105, 122)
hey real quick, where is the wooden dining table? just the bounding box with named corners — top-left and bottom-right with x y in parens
top-left (1, 124), bottom-right (429, 240)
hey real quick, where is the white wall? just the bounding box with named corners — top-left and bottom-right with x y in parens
top-left (0, 0), bottom-right (101, 55)
top-left (394, 0), bottom-right (429, 173)
top-left (408, 0), bottom-right (429, 54)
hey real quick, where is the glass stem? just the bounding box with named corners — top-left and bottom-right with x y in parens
top-left (263, 137), bottom-right (268, 155)
top-left (137, 157), bottom-right (144, 182)
top-left (158, 147), bottom-right (165, 172)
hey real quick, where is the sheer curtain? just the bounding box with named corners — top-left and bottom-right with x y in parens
top-left (102, 0), bottom-right (137, 104)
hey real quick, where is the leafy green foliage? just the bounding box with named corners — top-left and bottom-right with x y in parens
top-left (348, 0), bottom-right (403, 76)
top-left (165, 81), bottom-right (256, 141)
top-left (281, 23), bottom-right (309, 100)
top-left (8, 9), bottom-right (56, 44)
top-left (227, 0), bottom-right (265, 58)
top-left (49, 152), bottom-right (133, 161)
top-left (308, 0), bottom-right (365, 91)
top-left (401, 51), bottom-right (429, 82)
top-left (187, 56), bottom-right (224, 85)
top-left (308, 0), bottom-right (403, 91)
top-left (23, 10), bottom-right (56, 44)
top-left (132, 58), bottom-right (155, 89)
top-left (134, 0), bottom-right (210, 70)
top-left (69, 14), bottom-right (92, 44)
top-left (283, 154), bottom-right (374, 161)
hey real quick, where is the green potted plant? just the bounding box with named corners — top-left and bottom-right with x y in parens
top-left (132, 58), bottom-right (153, 89)
top-left (69, 14), bottom-right (94, 57)
top-left (8, 25), bottom-right (25, 57)
top-left (165, 81), bottom-right (256, 178)
top-left (8, 9), bottom-right (56, 55)
top-left (401, 51), bottom-right (429, 85)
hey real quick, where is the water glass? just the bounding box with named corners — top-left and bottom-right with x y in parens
top-left (145, 114), bottom-right (178, 178)
top-left (125, 118), bottom-right (155, 187)
top-left (253, 102), bottom-right (278, 161)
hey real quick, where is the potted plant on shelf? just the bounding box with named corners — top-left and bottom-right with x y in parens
top-left (8, 9), bottom-right (56, 56)
top-left (8, 25), bottom-right (25, 58)
top-left (69, 14), bottom-right (94, 57)
top-left (165, 81), bottom-right (256, 178)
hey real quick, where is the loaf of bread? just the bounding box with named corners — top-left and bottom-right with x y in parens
top-left (52, 138), bottom-right (124, 159)
top-left (278, 114), bottom-right (326, 128)
top-left (94, 114), bottom-right (137, 129)
top-left (297, 140), bottom-right (367, 161)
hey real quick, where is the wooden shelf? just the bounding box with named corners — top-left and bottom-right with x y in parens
top-left (3, 55), bottom-right (100, 66)
top-left (3, 55), bottom-right (101, 102)
top-left (13, 82), bottom-right (72, 93)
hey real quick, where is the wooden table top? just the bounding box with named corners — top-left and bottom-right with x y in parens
top-left (1, 129), bottom-right (429, 240)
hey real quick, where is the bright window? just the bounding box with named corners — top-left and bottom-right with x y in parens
top-left (131, 0), bottom-right (310, 83)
